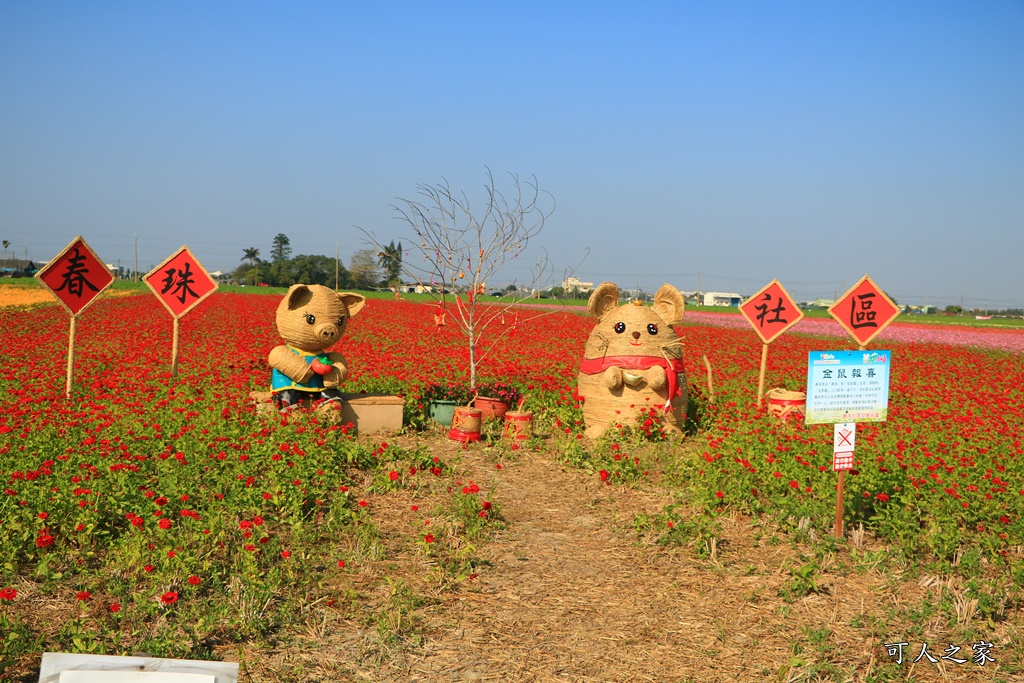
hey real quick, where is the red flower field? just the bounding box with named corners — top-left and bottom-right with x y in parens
top-left (1, 290), bottom-right (1022, 676)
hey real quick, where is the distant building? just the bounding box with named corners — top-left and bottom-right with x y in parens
top-left (401, 282), bottom-right (435, 294)
top-left (561, 276), bottom-right (594, 293)
top-left (702, 291), bottom-right (742, 307)
top-left (0, 259), bottom-right (37, 277)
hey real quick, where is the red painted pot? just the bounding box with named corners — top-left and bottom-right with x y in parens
top-left (503, 410), bottom-right (533, 441)
top-left (449, 406), bottom-right (482, 442)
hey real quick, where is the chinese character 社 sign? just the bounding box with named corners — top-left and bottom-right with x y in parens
top-left (739, 279), bottom-right (804, 344)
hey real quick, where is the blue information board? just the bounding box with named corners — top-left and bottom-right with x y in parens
top-left (805, 350), bottom-right (892, 424)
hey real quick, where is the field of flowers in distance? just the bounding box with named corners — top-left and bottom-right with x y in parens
top-left (1, 287), bottom-right (1022, 681)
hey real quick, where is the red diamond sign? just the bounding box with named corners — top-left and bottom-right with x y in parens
top-left (828, 275), bottom-right (900, 347)
top-left (35, 236), bottom-right (115, 316)
top-left (144, 246), bottom-right (218, 318)
top-left (739, 279), bottom-right (804, 344)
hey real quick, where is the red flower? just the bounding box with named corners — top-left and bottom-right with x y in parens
top-left (389, 471), bottom-right (400, 481)
top-left (108, 603), bottom-right (121, 613)
top-left (715, 491), bottom-right (724, 499)
top-left (0, 587), bottom-right (16, 601)
top-left (280, 550), bottom-right (291, 558)
top-left (337, 559), bottom-right (346, 568)
top-left (76, 590), bottom-right (91, 601)
top-left (36, 533), bottom-right (54, 548)
top-left (599, 470), bottom-right (610, 481)
top-left (424, 534), bottom-right (435, 543)
top-left (158, 518), bottom-right (172, 529)
top-left (160, 591), bottom-right (178, 605)
top-left (188, 575), bottom-right (201, 586)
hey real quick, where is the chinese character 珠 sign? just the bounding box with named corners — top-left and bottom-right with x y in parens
top-left (828, 275), bottom-right (900, 347)
top-left (739, 279), bottom-right (804, 344)
top-left (35, 236), bottom-right (115, 316)
top-left (144, 246), bottom-right (218, 319)
top-left (805, 350), bottom-right (892, 424)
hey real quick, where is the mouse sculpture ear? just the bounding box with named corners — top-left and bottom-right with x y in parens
top-left (652, 284), bottom-right (685, 325)
top-left (588, 282), bottom-right (620, 319)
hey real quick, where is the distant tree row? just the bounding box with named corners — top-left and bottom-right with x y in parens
top-left (233, 233), bottom-right (394, 290)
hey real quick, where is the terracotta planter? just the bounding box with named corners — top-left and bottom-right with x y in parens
top-left (474, 396), bottom-right (509, 419)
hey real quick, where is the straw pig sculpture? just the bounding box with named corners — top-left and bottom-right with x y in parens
top-left (269, 284), bottom-right (366, 416)
top-left (577, 282), bottom-right (688, 438)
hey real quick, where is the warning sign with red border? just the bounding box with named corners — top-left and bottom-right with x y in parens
top-left (35, 236), bottom-right (115, 316)
top-left (143, 246), bottom-right (219, 318)
top-left (828, 275), bottom-right (900, 347)
top-left (832, 422), bottom-right (856, 471)
top-left (739, 279), bottom-right (805, 344)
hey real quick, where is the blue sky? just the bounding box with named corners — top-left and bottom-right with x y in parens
top-left (2, 1), bottom-right (1022, 309)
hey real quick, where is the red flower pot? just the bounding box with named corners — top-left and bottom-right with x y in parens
top-left (474, 396), bottom-right (509, 419)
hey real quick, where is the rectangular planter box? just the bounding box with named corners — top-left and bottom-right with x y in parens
top-left (340, 393), bottom-right (404, 434)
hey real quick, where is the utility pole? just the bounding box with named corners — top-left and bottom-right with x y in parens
top-left (696, 271), bottom-right (701, 305)
top-left (134, 234), bottom-right (138, 282)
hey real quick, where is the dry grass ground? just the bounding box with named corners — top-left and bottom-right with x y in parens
top-left (225, 432), bottom-right (1021, 683)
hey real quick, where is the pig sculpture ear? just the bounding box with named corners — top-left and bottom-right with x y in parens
top-left (588, 282), bottom-right (620, 319)
top-left (285, 284), bottom-right (314, 310)
top-left (337, 292), bottom-right (366, 317)
top-left (652, 284), bottom-right (686, 325)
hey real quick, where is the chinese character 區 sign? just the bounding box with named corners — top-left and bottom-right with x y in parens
top-left (828, 275), bottom-right (900, 347)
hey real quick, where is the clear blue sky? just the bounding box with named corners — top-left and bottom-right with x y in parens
top-left (2, 1), bottom-right (1022, 309)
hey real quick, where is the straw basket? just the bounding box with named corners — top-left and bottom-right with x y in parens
top-left (503, 410), bottom-right (533, 441)
top-left (449, 406), bottom-right (482, 442)
top-left (766, 388), bottom-right (806, 424)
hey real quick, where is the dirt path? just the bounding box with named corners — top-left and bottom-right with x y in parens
top-left (287, 441), bottom-right (980, 683)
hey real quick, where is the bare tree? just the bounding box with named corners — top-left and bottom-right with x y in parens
top-left (364, 169), bottom-right (579, 388)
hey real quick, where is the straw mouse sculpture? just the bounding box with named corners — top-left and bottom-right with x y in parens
top-left (577, 282), bottom-right (688, 438)
top-left (269, 284), bottom-right (366, 415)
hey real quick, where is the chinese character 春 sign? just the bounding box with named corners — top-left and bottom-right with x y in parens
top-left (805, 350), bottom-right (892, 424)
top-left (35, 236), bottom-right (114, 316)
top-left (144, 246), bottom-right (218, 319)
top-left (740, 279), bottom-right (804, 344)
top-left (828, 275), bottom-right (900, 347)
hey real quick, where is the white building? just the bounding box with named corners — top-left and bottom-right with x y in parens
top-left (702, 291), bottom-right (742, 307)
top-left (561, 276), bottom-right (594, 292)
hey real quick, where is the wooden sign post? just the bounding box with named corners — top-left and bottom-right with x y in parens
top-left (35, 236), bottom-right (115, 398)
top-left (739, 279), bottom-right (804, 405)
top-left (143, 246), bottom-right (218, 377)
top-left (806, 350), bottom-right (892, 537)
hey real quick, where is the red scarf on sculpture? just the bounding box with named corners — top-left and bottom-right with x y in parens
top-left (578, 355), bottom-right (685, 411)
